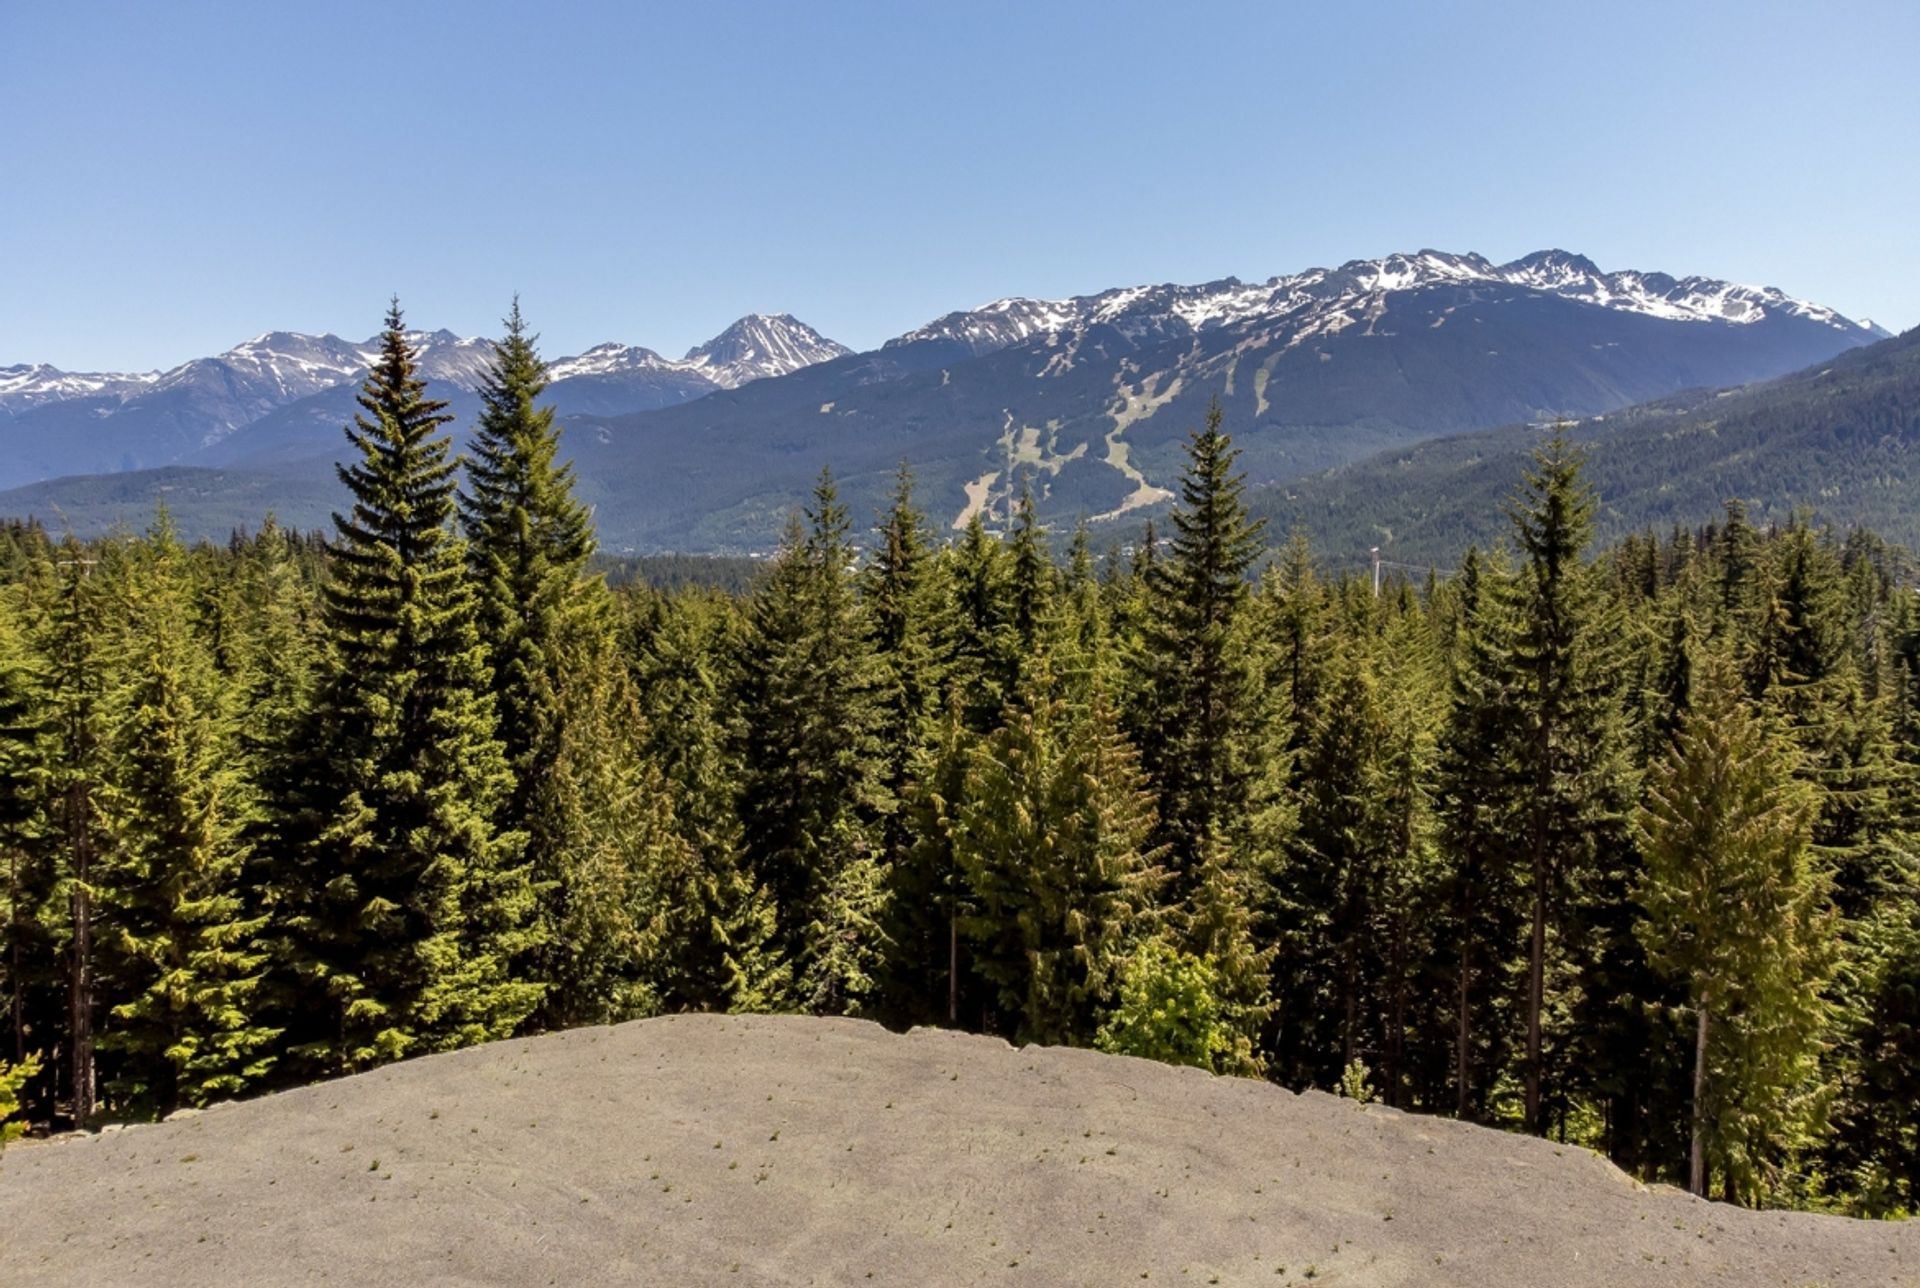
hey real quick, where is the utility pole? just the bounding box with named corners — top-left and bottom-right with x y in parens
top-left (1371, 546), bottom-right (1382, 598)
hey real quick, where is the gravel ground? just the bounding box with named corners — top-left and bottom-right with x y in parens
top-left (1, 1013), bottom-right (1914, 1286)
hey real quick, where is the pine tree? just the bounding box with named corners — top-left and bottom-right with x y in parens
top-left (1637, 647), bottom-right (1834, 1201)
top-left (1129, 400), bottom-right (1282, 887)
top-left (97, 518), bottom-right (276, 1115)
top-left (269, 303), bottom-right (537, 1076)
top-left (1443, 548), bottom-right (1528, 1121)
top-left (1277, 629), bottom-right (1390, 1087)
top-left (1180, 825), bottom-right (1276, 1078)
top-left (737, 472), bottom-right (888, 1013)
top-left (1005, 480), bottom-right (1056, 664)
top-left (942, 514), bottom-right (1017, 734)
top-left (459, 300), bottom-right (668, 1016)
top-left (953, 667), bottom-right (1163, 1045)
top-left (629, 590), bottom-right (788, 1013)
top-left (459, 296), bottom-right (595, 820)
top-left (1506, 428), bottom-right (1633, 1134)
top-left (44, 541), bottom-right (114, 1125)
top-left (0, 588), bottom-right (55, 1119)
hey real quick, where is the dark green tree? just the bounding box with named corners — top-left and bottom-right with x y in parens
top-left (1129, 401), bottom-right (1283, 887)
top-left (1506, 429), bottom-right (1633, 1134)
top-left (737, 473), bottom-right (888, 1013)
top-left (269, 303), bottom-right (537, 1076)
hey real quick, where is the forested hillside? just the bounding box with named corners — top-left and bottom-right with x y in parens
top-left (2, 308), bottom-right (1917, 1219)
top-left (1253, 325), bottom-right (1920, 562)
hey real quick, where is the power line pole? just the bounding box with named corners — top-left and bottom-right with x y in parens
top-left (1371, 546), bottom-right (1382, 598)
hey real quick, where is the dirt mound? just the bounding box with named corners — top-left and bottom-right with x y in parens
top-left (1, 1014), bottom-right (1913, 1286)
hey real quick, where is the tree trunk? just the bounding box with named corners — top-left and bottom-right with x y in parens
top-left (1690, 995), bottom-right (1710, 1198)
top-left (1525, 854), bottom-right (1545, 1133)
top-left (947, 911), bottom-right (958, 1026)
top-left (1341, 933), bottom-right (1358, 1071)
top-left (1455, 880), bottom-right (1473, 1118)
top-left (8, 848), bottom-right (23, 1065)
top-left (67, 776), bottom-right (95, 1128)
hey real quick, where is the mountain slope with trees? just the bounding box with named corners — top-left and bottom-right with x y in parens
top-left (1251, 325), bottom-right (1920, 564)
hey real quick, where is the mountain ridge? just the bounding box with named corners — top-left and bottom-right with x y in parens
top-left (0, 249), bottom-right (1888, 548)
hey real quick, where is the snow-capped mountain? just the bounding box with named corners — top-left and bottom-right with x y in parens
top-left (546, 342), bottom-right (680, 381)
top-left (0, 249), bottom-right (1890, 550)
top-left (0, 316), bottom-right (848, 487)
top-left (889, 249), bottom-right (1885, 360)
top-left (0, 363), bottom-right (160, 412)
top-left (537, 247), bottom-right (1884, 549)
top-left (546, 314), bottom-right (852, 391)
top-left (0, 330), bottom-right (490, 428)
top-left (683, 313), bottom-right (853, 388)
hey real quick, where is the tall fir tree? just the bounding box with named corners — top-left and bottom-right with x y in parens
top-left (459, 297), bottom-right (595, 806)
top-left (1128, 401), bottom-right (1283, 887)
top-left (0, 586), bottom-right (56, 1120)
top-left (1505, 428), bottom-right (1633, 1134)
top-left (44, 540), bottom-right (115, 1125)
top-left (269, 303), bottom-right (537, 1076)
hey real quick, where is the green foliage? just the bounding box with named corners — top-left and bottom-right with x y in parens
top-left (6, 387), bottom-right (1920, 1217)
top-left (269, 304), bottom-right (538, 1076)
top-left (1129, 401), bottom-right (1283, 883)
top-left (1338, 1059), bottom-right (1375, 1104)
top-left (0, 1050), bottom-right (39, 1147)
top-left (952, 672), bottom-right (1164, 1045)
top-left (1095, 939), bottom-right (1233, 1072)
top-left (1637, 647), bottom-right (1835, 1202)
top-left (97, 520), bottom-right (278, 1114)
top-left (1250, 327), bottom-right (1920, 564)
top-left (737, 472), bottom-right (889, 1014)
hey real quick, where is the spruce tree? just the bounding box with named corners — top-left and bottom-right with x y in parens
top-left (953, 667), bottom-right (1163, 1045)
top-left (270, 302), bottom-right (537, 1075)
top-left (44, 541), bottom-right (114, 1124)
top-left (0, 589), bottom-right (55, 1118)
top-left (1505, 428), bottom-right (1632, 1133)
top-left (459, 297), bottom-right (595, 822)
top-left (1637, 647), bottom-right (1833, 1200)
top-left (97, 519), bottom-right (276, 1114)
top-left (1129, 400), bottom-right (1282, 886)
top-left (942, 513), bottom-right (1017, 734)
top-left (1005, 480), bottom-right (1056, 664)
top-left (737, 472), bottom-right (888, 1013)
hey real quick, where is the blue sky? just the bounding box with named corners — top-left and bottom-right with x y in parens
top-left (4, 0), bottom-right (1916, 371)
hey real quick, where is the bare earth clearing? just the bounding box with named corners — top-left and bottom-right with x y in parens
top-left (1, 1014), bottom-right (1914, 1286)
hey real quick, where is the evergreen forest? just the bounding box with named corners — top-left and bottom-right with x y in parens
top-left (2, 304), bottom-right (1918, 1218)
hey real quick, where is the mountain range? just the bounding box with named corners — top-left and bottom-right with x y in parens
top-left (0, 314), bottom-right (850, 487)
top-left (0, 250), bottom-right (1890, 550)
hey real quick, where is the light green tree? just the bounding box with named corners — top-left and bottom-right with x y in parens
top-left (1637, 647), bottom-right (1834, 1200)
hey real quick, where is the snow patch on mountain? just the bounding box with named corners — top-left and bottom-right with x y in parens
top-left (887, 249), bottom-right (1880, 365)
top-left (6, 315), bottom-right (850, 441)
top-left (683, 313), bottom-right (853, 388)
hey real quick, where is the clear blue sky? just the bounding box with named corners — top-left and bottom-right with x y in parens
top-left (5, 0), bottom-right (1916, 372)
